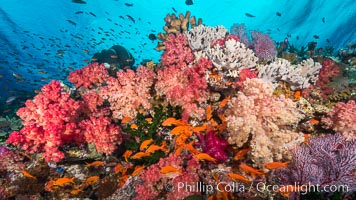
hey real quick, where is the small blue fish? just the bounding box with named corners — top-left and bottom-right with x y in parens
top-left (6, 96), bottom-right (16, 104)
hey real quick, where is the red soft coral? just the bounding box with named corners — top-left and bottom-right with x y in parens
top-left (161, 33), bottom-right (194, 67)
top-left (315, 59), bottom-right (340, 99)
top-left (68, 62), bottom-right (109, 89)
top-left (80, 116), bottom-right (122, 155)
top-left (6, 81), bottom-right (84, 162)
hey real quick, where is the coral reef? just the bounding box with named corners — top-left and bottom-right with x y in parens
top-left (100, 66), bottom-right (155, 119)
top-left (225, 78), bottom-right (304, 167)
top-left (184, 24), bottom-right (228, 51)
top-left (196, 130), bottom-right (228, 163)
top-left (250, 31), bottom-right (277, 61)
top-left (68, 62), bottom-right (109, 89)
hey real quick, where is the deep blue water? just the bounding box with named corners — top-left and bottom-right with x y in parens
top-left (0, 0), bottom-right (355, 114)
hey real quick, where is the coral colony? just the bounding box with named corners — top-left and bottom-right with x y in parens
top-left (1, 11), bottom-right (355, 200)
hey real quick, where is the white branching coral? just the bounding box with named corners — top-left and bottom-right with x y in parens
top-left (258, 58), bottom-right (322, 90)
top-left (184, 24), bottom-right (228, 51)
top-left (204, 39), bottom-right (259, 76)
top-left (225, 78), bottom-right (304, 168)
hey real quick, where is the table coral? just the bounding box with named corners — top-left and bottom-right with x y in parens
top-left (100, 66), bottom-right (155, 119)
top-left (225, 78), bottom-right (304, 167)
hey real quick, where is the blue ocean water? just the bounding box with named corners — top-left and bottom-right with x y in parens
top-left (0, 0), bottom-right (355, 113)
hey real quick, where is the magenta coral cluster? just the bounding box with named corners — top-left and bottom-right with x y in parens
top-left (68, 62), bottom-right (109, 89)
top-left (321, 100), bottom-right (356, 139)
top-left (315, 58), bottom-right (340, 98)
top-left (161, 33), bottom-right (194, 67)
top-left (100, 66), bottom-right (155, 119)
top-left (196, 130), bottom-right (228, 162)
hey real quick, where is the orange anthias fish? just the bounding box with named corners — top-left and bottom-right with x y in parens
top-left (194, 153), bottom-right (217, 163)
top-left (233, 148), bottom-right (250, 161)
top-left (145, 118), bottom-right (153, 123)
top-left (70, 187), bottom-right (83, 195)
top-left (219, 96), bottom-right (231, 108)
top-left (308, 119), bottom-right (319, 125)
top-left (140, 139), bottom-right (154, 151)
top-left (227, 173), bottom-right (251, 183)
top-left (123, 150), bottom-right (133, 162)
top-left (170, 125), bottom-right (191, 135)
top-left (130, 123), bottom-right (139, 129)
top-left (239, 163), bottom-right (265, 177)
top-left (53, 177), bottom-right (75, 186)
top-left (121, 116), bottom-right (133, 124)
top-left (83, 176), bottom-right (100, 185)
top-left (293, 90), bottom-right (301, 101)
top-left (192, 124), bottom-right (207, 133)
top-left (131, 152), bottom-right (151, 159)
top-left (145, 142), bottom-right (169, 154)
top-left (263, 162), bottom-right (289, 170)
top-left (206, 104), bottom-right (213, 120)
top-left (183, 141), bottom-right (201, 154)
top-left (114, 163), bottom-right (123, 174)
top-left (160, 166), bottom-right (181, 174)
top-left (132, 165), bottom-right (145, 176)
top-left (20, 170), bottom-right (37, 180)
top-left (162, 117), bottom-right (186, 126)
top-left (86, 161), bottom-right (104, 168)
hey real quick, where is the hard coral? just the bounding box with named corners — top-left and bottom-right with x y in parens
top-left (68, 62), bottom-right (109, 89)
top-left (100, 66), bottom-right (155, 119)
top-left (321, 100), bottom-right (356, 140)
top-left (225, 78), bottom-right (304, 167)
top-left (196, 130), bottom-right (228, 163)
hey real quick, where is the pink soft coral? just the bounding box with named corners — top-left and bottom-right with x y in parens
top-left (315, 59), bottom-right (340, 99)
top-left (100, 66), bottom-right (155, 119)
top-left (6, 81), bottom-right (84, 162)
top-left (155, 58), bottom-right (212, 120)
top-left (321, 100), bottom-right (356, 139)
top-left (68, 62), bottom-right (109, 89)
top-left (161, 33), bottom-right (194, 67)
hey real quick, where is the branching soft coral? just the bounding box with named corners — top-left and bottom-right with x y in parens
top-left (100, 66), bottom-right (155, 119)
top-left (161, 33), bottom-right (195, 67)
top-left (315, 58), bottom-right (340, 98)
top-left (79, 116), bottom-right (122, 155)
top-left (225, 78), bottom-right (304, 167)
top-left (6, 81), bottom-right (84, 162)
top-left (321, 100), bottom-right (356, 139)
top-left (68, 62), bottom-right (109, 89)
top-left (155, 58), bottom-right (212, 121)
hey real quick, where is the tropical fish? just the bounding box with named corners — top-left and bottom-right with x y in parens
top-left (160, 166), bottom-right (181, 174)
top-left (66, 19), bottom-right (77, 26)
top-left (20, 170), bottom-right (37, 180)
top-left (170, 125), bottom-right (190, 135)
top-left (227, 173), bottom-right (251, 183)
top-left (276, 12), bottom-right (282, 16)
top-left (145, 142), bottom-right (168, 154)
top-left (185, 0), bottom-right (193, 5)
top-left (293, 90), bottom-right (301, 101)
top-left (148, 33), bottom-right (157, 41)
top-left (245, 13), bottom-right (255, 18)
top-left (130, 123), bottom-right (138, 129)
top-left (206, 104), bottom-right (213, 120)
top-left (85, 161), bottom-right (104, 168)
top-left (70, 187), bottom-right (83, 195)
top-left (145, 118), bottom-right (152, 123)
top-left (140, 139), bottom-right (154, 151)
top-left (194, 153), bottom-right (217, 163)
top-left (83, 176), bottom-right (100, 184)
top-left (172, 7), bottom-right (177, 12)
top-left (6, 96), bottom-right (16, 104)
top-left (239, 163), bottom-right (265, 177)
top-left (308, 119), bottom-right (319, 125)
top-left (72, 0), bottom-right (86, 4)
top-left (233, 148), bottom-right (250, 161)
top-left (183, 141), bottom-right (200, 154)
top-left (322, 17), bottom-right (325, 23)
top-left (126, 15), bottom-right (135, 23)
top-left (125, 3), bottom-right (133, 7)
top-left (162, 117), bottom-right (186, 126)
top-left (313, 35), bottom-right (319, 39)
top-left (89, 12), bottom-right (96, 17)
top-left (219, 96), bottom-right (230, 108)
top-left (123, 150), bottom-right (132, 162)
top-left (121, 116), bottom-right (133, 124)
top-left (192, 124), bottom-right (207, 133)
top-left (263, 162), bottom-right (289, 170)
top-left (132, 165), bottom-right (145, 176)
top-left (75, 11), bottom-right (84, 14)
top-left (114, 163), bottom-right (123, 174)
top-left (12, 72), bottom-right (23, 80)
top-left (131, 152), bottom-right (151, 159)
top-left (53, 177), bottom-right (75, 186)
